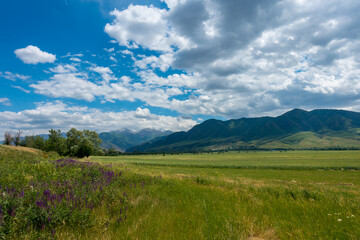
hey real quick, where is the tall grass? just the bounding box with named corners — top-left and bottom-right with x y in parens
top-left (0, 146), bottom-right (154, 239)
top-left (1, 147), bottom-right (360, 239)
top-left (93, 177), bottom-right (360, 239)
top-left (91, 151), bottom-right (360, 239)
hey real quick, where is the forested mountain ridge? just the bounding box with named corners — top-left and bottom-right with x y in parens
top-left (127, 109), bottom-right (360, 152)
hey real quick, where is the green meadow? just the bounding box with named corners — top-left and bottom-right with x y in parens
top-left (1, 146), bottom-right (359, 239)
top-left (90, 151), bottom-right (360, 239)
top-left (94, 150), bottom-right (360, 170)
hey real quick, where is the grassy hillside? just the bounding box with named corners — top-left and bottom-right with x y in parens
top-left (0, 144), bottom-right (48, 157)
top-left (257, 131), bottom-right (360, 149)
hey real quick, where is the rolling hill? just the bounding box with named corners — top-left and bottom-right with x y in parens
top-left (126, 109), bottom-right (360, 152)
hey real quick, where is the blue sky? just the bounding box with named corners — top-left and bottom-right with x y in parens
top-left (1, 0), bottom-right (360, 137)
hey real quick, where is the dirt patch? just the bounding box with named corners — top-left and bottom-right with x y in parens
top-left (308, 181), bottom-right (354, 186)
top-left (236, 178), bottom-right (269, 187)
top-left (223, 179), bottom-right (237, 184)
top-left (174, 173), bottom-right (193, 179)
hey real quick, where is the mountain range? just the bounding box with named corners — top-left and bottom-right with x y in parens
top-left (126, 109), bottom-right (360, 152)
top-left (99, 128), bottom-right (172, 152)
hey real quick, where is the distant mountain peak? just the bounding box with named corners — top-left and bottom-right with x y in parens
top-left (281, 108), bottom-right (308, 116)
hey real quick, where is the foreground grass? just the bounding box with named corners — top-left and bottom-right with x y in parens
top-left (1, 147), bottom-right (359, 239)
top-left (91, 151), bottom-right (360, 239)
top-left (0, 146), bottom-right (153, 239)
top-left (95, 178), bottom-right (359, 239)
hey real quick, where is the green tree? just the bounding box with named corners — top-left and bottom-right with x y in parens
top-left (24, 135), bottom-right (45, 150)
top-left (33, 136), bottom-right (45, 150)
top-left (45, 129), bottom-right (66, 155)
top-left (83, 130), bottom-right (102, 149)
top-left (78, 138), bottom-right (94, 158)
top-left (66, 128), bottom-right (102, 158)
top-left (106, 148), bottom-right (119, 156)
top-left (23, 135), bottom-right (36, 148)
top-left (66, 128), bottom-right (83, 157)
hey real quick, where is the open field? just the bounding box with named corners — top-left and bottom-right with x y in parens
top-left (1, 147), bottom-right (359, 239)
top-left (90, 151), bottom-right (360, 239)
top-left (94, 150), bottom-right (360, 169)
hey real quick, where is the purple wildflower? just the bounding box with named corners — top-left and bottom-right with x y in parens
top-left (36, 201), bottom-right (46, 208)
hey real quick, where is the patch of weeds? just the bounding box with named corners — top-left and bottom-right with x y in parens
top-left (0, 155), bottom-right (152, 239)
top-left (195, 176), bottom-right (211, 185)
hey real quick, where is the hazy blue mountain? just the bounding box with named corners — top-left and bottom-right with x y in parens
top-left (126, 109), bottom-right (360, 152)
top-left (99, 128), bottom-right (173, 152)
top-left (17, 129), bottom-right (171, 152)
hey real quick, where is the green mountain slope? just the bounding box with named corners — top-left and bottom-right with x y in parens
top-left (126, 109), bottom-right (360, 152)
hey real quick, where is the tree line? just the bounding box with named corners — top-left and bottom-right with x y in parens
top-left (3, 128), bottom-right (103, 158)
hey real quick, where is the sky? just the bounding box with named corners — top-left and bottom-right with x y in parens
top-left (1, 0), bottom-right (360, 137)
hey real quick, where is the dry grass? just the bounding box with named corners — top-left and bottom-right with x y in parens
top-left (0, 145), bottom-right (43, 154)
top-left (249, 228), bottom-right (279, 240)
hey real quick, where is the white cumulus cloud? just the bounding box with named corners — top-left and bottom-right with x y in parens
top-left (50, 64), bottom-right (77, 74)
top-left (134, 107), bottom-right (153, 119)
top-left (90, 66), bottom-right (115, 82)
top-left (30, 73), bottom-right (100, 101)
top-left (15, 45), bottom-right (56, 64)
top-left (103, 0), bottom-right (360, 118)
top-left (105, 4), bottom-right (190, 52)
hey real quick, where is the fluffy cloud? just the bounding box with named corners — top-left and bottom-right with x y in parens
top-left (104, 0), bottom-right (360, 118)
top-left (105, 4), bottom-right (190, 51)
top-left (105, 5), bottom-right (169, 50)
top-left (134, 107), bottom-right (154, 119)
top-left (30, 63), bottom-right (188, 109)
top-left (0, 101), bottom-right (197, 138)
top-left (14, 45), bottom-right (56, 64)
top-left (137, 70), bottom-right (201, 89)
top-left (89, 66), bottom-right (115, 82)
top-left (50, 64), bottom-right (77, 73)
top-left (30, 73), bottom-right (101, 101)
top-left (134, 53), bottom-right (174, 72)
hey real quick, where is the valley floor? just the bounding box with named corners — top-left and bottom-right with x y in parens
top-left (89, 151), bottom-right (360, 239)
top-left (1, 147), bottom-right (359, 239)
